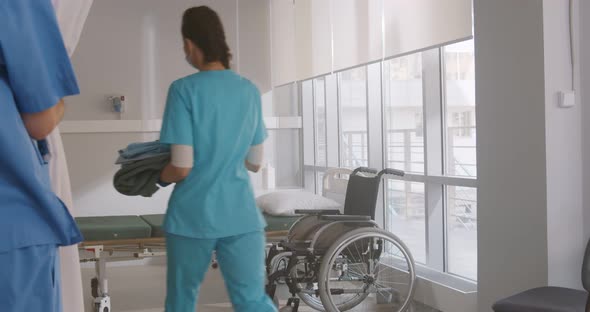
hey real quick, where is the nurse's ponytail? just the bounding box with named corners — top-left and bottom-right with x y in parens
top-left (182, 6), bottom-right (232, 69)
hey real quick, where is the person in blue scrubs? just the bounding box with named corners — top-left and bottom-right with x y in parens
top-left (159, 6), bottom-right (277, 312)
top-left (0, 1), bottom-right (83, 311)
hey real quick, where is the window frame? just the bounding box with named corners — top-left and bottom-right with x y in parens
top-left (299, 40), bottom-right (478, 281)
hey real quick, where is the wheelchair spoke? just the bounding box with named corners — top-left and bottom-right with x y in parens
top-left (350, 242), bottom-right (364, 264)
top-left (347, 265), bottom-right (367, 278)
top-left (374, 280), bottom-right (412, 287)
top-left (319, 229), bottom-right (416, 312)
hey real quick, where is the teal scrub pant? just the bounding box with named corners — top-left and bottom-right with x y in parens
top-left (165, 231), bottom-right (277, 312)
top-left (0, 245), bottom-right (61, 312)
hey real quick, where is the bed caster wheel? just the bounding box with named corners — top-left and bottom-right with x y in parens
top-left (94, 305), bottom-right (109, 312)
top-left (93, 296), bottom-right (111, 312)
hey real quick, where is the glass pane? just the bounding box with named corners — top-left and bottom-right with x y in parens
top-left (302, 80), bottom-right (315, 166)
top-left (339, 67), bottom-right (368, 168)
top-left (447, 186), bottom-right (478, 280)
top-left (314, 78), bottom-right (327, 167)
top-left (304, 168), bottom-right (316, 193)
top-left (316, 171), bottom-right (325, 195)
top-left (273, 129), bottom-right (303, 188)
top-left (444, 39), bottom-right (477, 177)
top-left (385, 180), bottom-right (426, 264)
top-left (383, 53), bottom-right (425, 174)
top-left (325, 74), bottom-right (340, 167)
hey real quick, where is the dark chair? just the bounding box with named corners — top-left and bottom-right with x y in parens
top-left (492, 239), bottom-right (590, 312)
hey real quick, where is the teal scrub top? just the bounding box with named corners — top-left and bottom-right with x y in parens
top-left (160, 70), bottom-right (268, 239)
top-left (0, 0), bottom-right (82, 253)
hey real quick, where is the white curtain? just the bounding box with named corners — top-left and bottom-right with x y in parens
top-left (50, 1), bottom-right (93, 312)
top-left (52, 0), bottom-right (94, 56)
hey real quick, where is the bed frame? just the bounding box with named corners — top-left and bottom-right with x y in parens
top-left (78, 168), bottom-right (352, 312)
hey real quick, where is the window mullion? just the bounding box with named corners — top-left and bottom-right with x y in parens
top-left (367, 63), bottom-right (384, 227)
top-left (423, 49), bottom-right (445, 272)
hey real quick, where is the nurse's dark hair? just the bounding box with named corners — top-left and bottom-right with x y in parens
top-left (182, 6), bottom-right (232, 69)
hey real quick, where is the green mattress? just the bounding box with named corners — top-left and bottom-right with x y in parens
top-left (75, 215), bottom-right (152, 241)
top-left (140, 214), bottom-right (166, 238)
top-left (263, 214), bottom-right (301, 232)
top-left (76, 214), bottom-right (299, 241)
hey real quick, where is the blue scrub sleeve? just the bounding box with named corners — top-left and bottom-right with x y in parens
top-left (160, 82), bottom-right (194, 146)
top-left (251, 88), bottom-right (268, 146)
top-left (0, 0), bottom-right (79, 114)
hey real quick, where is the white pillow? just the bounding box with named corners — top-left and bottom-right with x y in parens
top-left (257, 191), bottom-right (342, 216)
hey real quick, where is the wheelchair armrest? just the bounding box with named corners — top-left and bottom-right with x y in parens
top-left (318, 215), bottom-right (372, 222)
top-left (294, 209), bottom-right (341, 215)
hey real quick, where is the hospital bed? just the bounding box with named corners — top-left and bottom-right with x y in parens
top-left (77, 214), bottom-right (292, 312)
top-left (77, 168), bottom-right (351, 312)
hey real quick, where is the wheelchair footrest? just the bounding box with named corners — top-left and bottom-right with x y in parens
top-left (287, 298), bottom-right (300, 312)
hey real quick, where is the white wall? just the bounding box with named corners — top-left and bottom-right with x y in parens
top-left (582, 0), bottom-right (590, 245)
top-left (238, 0), bottom-right (272, 93)
top-left (475, 0), bottom-right (549, 310)
top-left (68, 0), bottom-right (242, 121)
top-left (64, 0), bottom-right (282, 217)
top-left (476, 0), bottom-right (588, 309)
top-left (543, 0), bottom-right (584, 289)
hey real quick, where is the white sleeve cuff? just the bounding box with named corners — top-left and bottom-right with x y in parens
top-left (247, 144), bottom-right (264, 166)
top-left (171, 144), bottom-right (194, 168)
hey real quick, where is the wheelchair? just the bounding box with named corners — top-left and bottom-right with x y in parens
top-left (266, 168), bottom-right (416, 312)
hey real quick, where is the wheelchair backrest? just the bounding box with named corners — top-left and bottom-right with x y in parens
top-left (322, 168), bottom-right (353, 205)
top-left (343, 168), bottom-right (382, 219)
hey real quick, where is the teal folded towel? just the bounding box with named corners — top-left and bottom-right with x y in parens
top-left (114, 154), bottom-right (170, 197)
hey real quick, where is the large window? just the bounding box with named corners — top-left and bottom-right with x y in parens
top-left (444, 40), bottom-right (476, 177)
top-left (383, 53), bottom-right (427, 264)
top-left (300, 39), bottom-right (477, 281)
top-left (314, 78), bottom-right (327, 168)
top-left (339, 67), bottom-right (368, 168)
top-left (383, 54), bottom-right (424, 174)
top-left (447, 186), bottom-right (477, 280)
top-left (385, 180), bottom-right (426, 263)
top-left (444, 40), bottom-right (477, 280)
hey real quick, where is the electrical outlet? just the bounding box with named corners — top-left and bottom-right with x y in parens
top-left (558, 91), bottom-right (575, 108)
top-left (109, 95), bottom-right (126, 113)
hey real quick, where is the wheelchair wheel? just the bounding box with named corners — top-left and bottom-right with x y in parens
top-left (290, 260), bottom-right (324, 311)
top-left (290, 259), bottom-right (367, 311)
top-left (318, 228), bottom-right (416, 312)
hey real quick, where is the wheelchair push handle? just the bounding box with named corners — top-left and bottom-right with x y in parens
top-left (351, 167), bottom-right (379, 176)
top-left (351, 167), bottom-right (405, 179)
top-left (378, 168), bottom-right (405, 178)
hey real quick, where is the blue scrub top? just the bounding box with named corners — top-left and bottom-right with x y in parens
top-left (0, 0), bottom-right (83, 253)
top-left (160, 70), bottom-right (268, 239)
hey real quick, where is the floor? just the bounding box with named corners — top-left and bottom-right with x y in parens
top-left (81, 264), bottom-right (440, 312)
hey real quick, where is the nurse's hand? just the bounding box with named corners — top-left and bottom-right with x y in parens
top-left (160, 163), bottom-right (192, 183)
top-left (245, 160), bottom-right (261, 173)
top-left (21, 99), bottom-right (65, 140)
top-left (245, 144), bottom-right (263, 173)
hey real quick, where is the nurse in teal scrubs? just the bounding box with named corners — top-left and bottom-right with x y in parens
top-left (159, 6), bottom-right (277, 312)
top-left (0, 1), bottom-right (82, 311)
